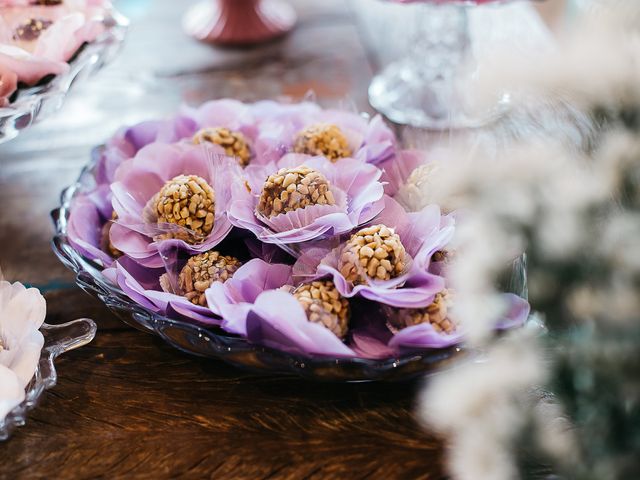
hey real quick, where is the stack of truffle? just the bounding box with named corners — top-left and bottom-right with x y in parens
top-left (67, 99), bottom-right (529, 358)
top-left (0, 0), bottom-right (111, 107)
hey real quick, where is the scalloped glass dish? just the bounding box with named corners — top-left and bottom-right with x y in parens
top-left (0, 318), bottom-right (97, 441)
top-left (50, 151), bottom-right (529, 382)
top-left (0, 9), bottom-right (128, 144)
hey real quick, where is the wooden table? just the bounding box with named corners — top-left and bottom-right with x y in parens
top-left (0, 1), bottom-right (570, 478)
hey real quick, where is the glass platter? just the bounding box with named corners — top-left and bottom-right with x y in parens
top-left (0, 318), bottom-right (97, 441)
top-left (0, 9), bottom-right (128, 144)
top-left (51, 151), bottom-right (529, 382)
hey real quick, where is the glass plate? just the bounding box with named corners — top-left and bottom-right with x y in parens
top-left (0, 9), bottom-right (129, 144)
top-left (0, 318), bottom-right (97, 441)
top-left (50, 152), bottom-right (528, 382)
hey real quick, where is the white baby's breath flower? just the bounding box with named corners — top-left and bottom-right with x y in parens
top-left (419, 330), bottom-right (546, 480)
top-left (0, 269), bottom-right (46, 420)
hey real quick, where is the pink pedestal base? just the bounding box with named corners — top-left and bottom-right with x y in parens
top-left (183, 0), bottom-right (297, 46)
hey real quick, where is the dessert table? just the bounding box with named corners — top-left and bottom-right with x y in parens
top-left (0, 1), bottom-right (572, 478)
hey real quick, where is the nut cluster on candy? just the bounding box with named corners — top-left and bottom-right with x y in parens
top-left (432, 249), bottom-right (454, 264)
top-left (101, 211), bottom-right (122, 258)
top-left (256, 166), bottom-right (336, 218)
top-left (293, 124), bottom-right (351, 162)
top-left (178, 251), bottom-right (242, 306)
top-left (338, 224), bottom-right (406, 284)
top-left (293, 280), bottom-right (350, 339)
top-left (389, 290), bottom-right (456, 334)
top-left (13, 18), bottom-right (53, 41)
top-left (155, 174), bottom-right (215, 243)
top-left (192, 127), bottom-right (251, 167)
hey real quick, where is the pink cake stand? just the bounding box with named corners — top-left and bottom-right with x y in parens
top-left (183, 0), bottom-right (297, 46)
top-left (369, 0), bottom-right (511, 129)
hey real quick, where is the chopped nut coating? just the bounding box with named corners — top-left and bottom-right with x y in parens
top-left (192, 127), bottom-right (251, 167)
top-left (388, 290), bottom-right (456, 334)
top-left (293, 124), bottom-right (352, 162)
top-left (338, 224), bottom-right (406, 284)
top-left (13, 18), bottom-right (53, 41)
top-left (256, 165), bottom-right (335, 218)
top-left (178, 251), bottom-right (242, 306)
top-left (100, 211), bottom-right (122, 258)
top-left (155, 175), bottom-right (215, 244)
top-left (293, 280), bottom-right (350, 339)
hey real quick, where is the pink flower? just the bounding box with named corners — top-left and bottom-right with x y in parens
top-left (0, 3), bottom-right (106, 85)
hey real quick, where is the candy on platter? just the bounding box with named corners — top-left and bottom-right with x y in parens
top-left (65, 99), bottom-right (529, 359)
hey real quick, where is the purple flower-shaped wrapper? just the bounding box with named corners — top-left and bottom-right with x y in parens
top-left (206, 257), bottom-right (357, 358)
top-left (379, 149), bottom-right (427, 197)
top-left (304, 196), bottom-right (454, 308)
top-left (103, 256), bottom-right (220, 325)
top-left (245, 290), bottom-right (357, 358)
top-left (228, 153), bottom-right (385, 245)
top-left (388, 293), bottom-right (531, 351)
top-left (205, 258), bottom-right (293, 336)
top-left (96, 99), bottom-right (259, 185)
top-left (67, 184), bottom-right (115, 267)
top-left (109, 142), bottom-right (240, 268)
top-left (251, 100), bottom-right (397, 166)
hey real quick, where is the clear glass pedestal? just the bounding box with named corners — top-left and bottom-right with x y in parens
top-left (369, 3), bottom-right (509, 129)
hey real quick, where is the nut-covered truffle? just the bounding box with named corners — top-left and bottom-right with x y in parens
top-left (293, 123), bottom-right (352, 162)
top-left (13, 18), bottom-right (53, 41)
top-left (192, 127), bottom-right (251, 167)
top-left (338, 224), bottom-right (406, 284)
top-left (178, 251), bottom-right (242, 306)
top-left (432, 249), bottom-right (454, 264)
top-left (256, 165), bottom-right (336, 218)
top-left (388, 290), bottom-right (456, 334)
top-left (293, 280), bottom-right (350, 339)
top-left (100, 211), bottom-right (122, 258)
top-left (155, 174), bottom-right (215, 244)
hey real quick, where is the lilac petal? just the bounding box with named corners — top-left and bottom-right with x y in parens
top-left (67, 194), bottom-right (113, 267)
top-left (318, 263), bottom-right (445, 308)
top-left (350, 316), bottom-right (396, 359)
top-left (109, 143), bottom-right (238, 266)
top-left (388, 323), bottom-right (464, 351)
top-left (356, 115), bottom-right (396, 166)
top-left (206, 259), bottom-right (293, 335)
top-left (107, 259), bottom-right (168, 313)
top-left (182, 99), bottom-right (252, 130)
top-left (166, 301), bottom-right (221, 326)
top-left (229, 154), bottom-right (384, 245)
top-left (246, 290), bottom-right (356, 357)
top-left (380, 149), bottom-right (426, 196)
top-left (124, 120), bottom-right (165, 151)
top-left (108, 257), bottom-right (221, 325)
top-left (496, 294), bottom-right (531, 330)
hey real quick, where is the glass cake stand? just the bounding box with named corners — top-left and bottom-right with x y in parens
top-left (368, 0), bottom-right (511, 129)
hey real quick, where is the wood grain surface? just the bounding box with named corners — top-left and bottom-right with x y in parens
top-left (0, 1), bottom-right (570, 478)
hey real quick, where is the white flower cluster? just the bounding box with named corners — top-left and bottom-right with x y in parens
top-left (410, 3), bottom-right (640, 479)
top-left (0, 268), bottom-right (46, 420)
